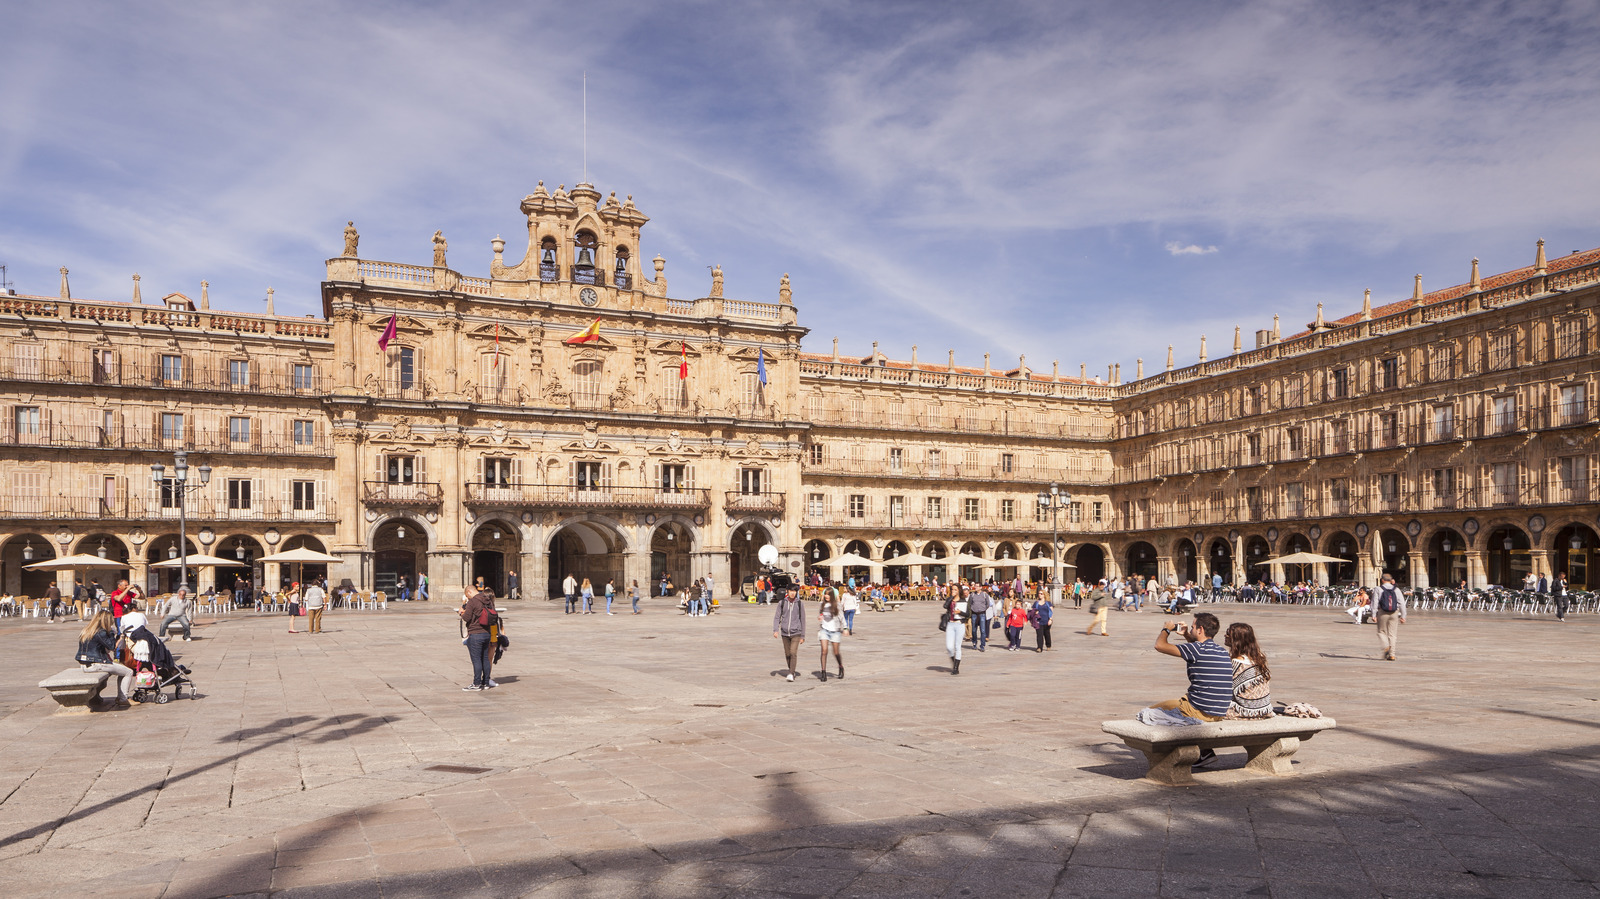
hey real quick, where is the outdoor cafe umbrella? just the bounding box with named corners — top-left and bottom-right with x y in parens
top-left (150, 553), bottom-right (238, 569)
top-left (1259, 551), bottom-right (1348, 566)
top-left (880, 551), bottom-right (938, 566)
top-left (827, 552), bottom-right (875, 568)
top-left (950, 553), bottom-right (990, 567)
top-left (23, 553), bottom-right (124, 571)
top-left (256, 547), bottom-right (344, 593)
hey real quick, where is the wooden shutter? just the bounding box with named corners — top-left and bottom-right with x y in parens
top-left (414, 454), bottom-right (427, 486)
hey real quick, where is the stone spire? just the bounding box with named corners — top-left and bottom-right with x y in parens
top-left (1359, 288), bottom-right (1371, 321)
top-left (1108, 363), bottom-right (1115, 383)
top-left (200, 280), bottom-right (210, 310)
top-left (1166, 345), bottom-right (1174, 371)
top-left (1536, 239), bottom-right (1547, 274)
top-left (1113, 363), bottom-right (1121, 384)
top-left (1470, 257), bottom-right (1481, 289)
top-left (1314, 303), bottom-right (1325, 330)
top-left (1137, 358), bottom-right (1144, 379)
top-left (911, 345), bottom-right (918, 365)
top-left (1271, 314), bottom-right (1280, 343)
top-left (59, 267), bottom-right (70, 300)
top-left (131, 273), bottom-right (142, 304)
top-left (983, 353), bottom-right (991, 375)
top-left (950, 351), bottom-right (957, 371)
top-left (265, 287), bottom-right (275, 316)
top-left (1232, 326), bottom-right (1242, 353)
top-left (1199, 334), bottom-right (1208, 362)
top-left (831, 337), bottom-right (839, 362)
top-left (1052, 360), bottom-right (1059, 379)
top-left (1412, 274), bottom-right (1422, 301)
top-left (1080, 363), bottom-right (1086, 380)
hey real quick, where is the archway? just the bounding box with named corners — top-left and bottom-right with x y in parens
top-left (803, 539), bottom-right (831, 581)
top-left (1206, 538), bottom-right (1233, 586)
top-left (1323, 531), bottom-right (1358, 585)
top-left (217, 534), bottom-right (265, 599)
top-left (882, 540), bottom-right (911, 585)
top-left (281, 534), bottom-right (331, 588)
top-left (471, 519), bottom-right (522, 597)
top-left (1427, 529), bottom-right (1466, 589)
top-left (1281, 533), bottom-right (1313, 584)
top-left (373, 518), bottom-right (429, 598)
top-left (1174, 538), bottom-right (1198, 584)
top-left (146, 535), bottom-right (200, 594)
top-left (1552, 524), bottom-right (1599, 589)
top-left (1244, 536), bottom-right (1272, 584)
top-left (1028, 542), bottom-right (1054, 585)
top-left (841, 539), bottom-right (872, 586)
top-left (654, 522), bottom-right (695, 593)
top-left (1125, 541), bottom-right (1158, 580)
top-left (1485, 526), bottom-right (1531, 588)
top-left (730, 521), bottom-right (774, 593)
top-left (922, 541), bottom-right (949, 585)
top-left (3, 534), bottom-right (56, 596)
top-left (1377, 529), bottom-right (1410, 586)
top-left (1072, 544), bottom-right (1105, 584)
top-left (957, 541), bottom-right (984, 583)
top-left (71, 533), bottom-right (132, 595)
top-left (993, 541), bottom-right (1020, 584)
top-left (547, 519), bottom-right (627, 599)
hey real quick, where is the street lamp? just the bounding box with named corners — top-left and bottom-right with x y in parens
top-left (151, 450), bottom-right (211, 594)
top-left (1036, 481), bottom-right (1070, 604)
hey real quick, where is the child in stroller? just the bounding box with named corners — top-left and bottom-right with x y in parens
top-left (123, 623), bottom-right (197, 703)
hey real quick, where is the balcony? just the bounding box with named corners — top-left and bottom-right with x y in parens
top-left (0, 422), bottom-right (334, 457)
top-left (725, 491), bottom-right (786, 514)
top-left (463, 483), bottom-right (711, 512)
top-left (363, 481), bottom-right (444, 506)
top-left (0, 493), bottom-right (337, 522)
top-left (571, 266), bottom-right (605, 286)
top-left (0, 356), bottom-right (325, 398)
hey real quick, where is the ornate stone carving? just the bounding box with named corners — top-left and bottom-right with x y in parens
top-left (343, 221), bottom-right (359, 257)
top-left (710, 264), bottom-right (723, 298)
top-left (432, 230), bottom-right (448, 267)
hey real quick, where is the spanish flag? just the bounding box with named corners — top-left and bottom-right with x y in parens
top-left (565, 317), bottom-right (601, 345)
top-left (679, 342), bottom-right (688, 379)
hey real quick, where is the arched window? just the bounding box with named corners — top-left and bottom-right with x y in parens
top-left (539, 237), bottom-right (559, 281)
top-left (573, 231), bottom-right (599, 285)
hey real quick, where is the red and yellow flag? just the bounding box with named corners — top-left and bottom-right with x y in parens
top-left (492, 322), bottom-right (502, 367)
top-left (679, 342), bottom-right (688, 379)
top-left (564, 317), bottom-right (601, 345)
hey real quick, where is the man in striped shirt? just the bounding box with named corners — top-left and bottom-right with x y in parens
top-left (1151, 611), bottom-right (1232, 722)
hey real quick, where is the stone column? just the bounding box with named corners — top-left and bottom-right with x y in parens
top-left (433, 434), bottom-right (466, 596)
top-left (264, 561), bottom-right (282, 592)
top-left (1156, 555), bottom-right (1174, 585)
top-left (1465, 551), bottom-right (1487, 590)
top-left (442, 318), bottom-right (462, 396)
top-left (521, 523), bottom-right (546, 601)
top-left (1355, 551), bottom-right (1375, 586)
top-left (1529, 549), bottom-right (1551, 580)
top-left (1408, 551), bottom-right (1429, 589)
top-left (330, 430), bottom-right (365, 589)
top-left (1313, 560), bottom-right (1330, 587)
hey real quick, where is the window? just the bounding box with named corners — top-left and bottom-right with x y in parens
top-left (1284, 378), bottom-right (1305, 407)
top-left (14, 406), bottom-right (39, 437)
top-left (573, 361), bottom-right (602, 406)
top-left (740, 468), bottom-right (763, 494)
top-left (1091, 501), bottom-right (1103, 523)
top-left (963, 498), bottom-right (980, 521)
top-left (661, 365), bottom-right (687, 408)
top-left (1330, 418), bottom-right (1350, 453)
top-left (964, 449), bottom-right (979, 472)
top-left (161, 413), bottom-right (184, 441)
top-left (889, 401), bottom-right (905, 426)
top-left (964, 407), bottom-right (979, 430)
top-left (1247, 433), bottom-right (1261, 461)
top-left (808, 395), bottom-right (824, 419)
top-left (1068, 501), bottom-right (1083, 524)
top-left (227, 479), bottom-right (252, 510)
top-left (12, 343), bottom-right (40, 377)
top-left (292, 363), bottom-right (315, 390)
top-left (849, 397), bottom-right (865, 418)
top-left (1559, 383), bottom-right (1587, 424)
top-left (661, 464), bottom-right (687, 493)
top-left (92, 348), bottom-right (117, 383)
top-left (1328, 478), bottom-right (1350, 514)
top-left (1492, 395), bottom-right (1517, 433)
top-left (574, 461), bottom-right (603, 491)
top-left (1488, 330), bottom-right (1517, 371)
top-left (849, 443), bottom-right (863, 463)
top-left (1175, 402), bottom-right (1190, 428)
top-left (1246, 486), bottom-right (1263, 520)
top-left (484, 458), bottom-right (513, 487)
top-left (1432, 468), bottom-right (1456, 506)
top-left (1559, 456), bottom-right (1589, 501)
top-left (229, 359), bottom-right (250, 387)
top-left (161, 354), bottom-right (184, 383)
top-left (1491, 462), bottom-right (1518, 504)
top-left (292, 480), bottom-right (317, 511)
top-left (228, 416), bottom-right (250, 443)
top-left (293, 420), bottom-right (314, 445)
top-left (889, 495), bottom-right (905, 523)
top-left (158, 478), bottom-right (178, 509)
top-left (1555, 317), bottom-right (1586, 359)
top-left (1285, 482), bottom-right (1305, 516)
top-left (481, 354), bottom-right (507, 393)
top-left (1287, 427), bottom-right (1304, 456)
top-left (887, 447), bottom-right (903, 473)
top-left (742, 372), bottom-right (762, 407)
top-left (1245, 386), bottom-right (1262, 415)
top-left (1377, 473), bottom-right (1399, 510)
top-left (1432, 404), bottom-right (1456, 440)
top-left (1379, 357), bottom-right (1399, 390)
top-left (1328, 367), bottom-right (1349, 399)
top-left (927, 496), bottom-right (943, 519)
top-left (806, 493), bottom-right (826, 517)
top-left (808, 444), bottom-right (824, 465)
top-left (1429, 345), bottom-right (1455, 381)
top-left (926, 449), bottom-right (941, 475)
top-left (387, 455), bottom-right (416, 484)
top-left (1000, 499), bottom-right (1015, 522)
top-left (397, 347), bottom-right (416, 390)
top-left (1001, 453), bottom-right (1014, 474)
top-left (1379, 412), bottom-right (1399, 446)
top-left (849, 494), bottom-right (866, 518)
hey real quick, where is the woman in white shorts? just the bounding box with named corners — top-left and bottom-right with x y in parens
top-left (818, 592), bottom-right (845, 681)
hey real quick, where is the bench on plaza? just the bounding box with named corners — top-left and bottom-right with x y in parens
top-left (882, 600), bottom-right (906, 611)
top-left (38, 668), bottom-right (112, 714)
top-left (1101, 715), bottom-right (1338, 786)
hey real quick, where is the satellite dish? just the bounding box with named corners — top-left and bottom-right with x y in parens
top-left (757, 544), bottom-right (779, 566)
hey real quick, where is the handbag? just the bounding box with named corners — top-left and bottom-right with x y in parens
top-left (938, 612), bottom-right (950, 632)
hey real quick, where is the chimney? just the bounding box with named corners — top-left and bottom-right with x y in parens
top-left (1255, 329), bottom-right (1271, 348)
top-left (1360, 289), bottom-right (1371, 321)
top-left (200, 280), bottom-right (210, 310)
top-left (132, 273), bottom-right (142, 304)
top-left (59, 267), bottom-right (70, 300)
top-left (1536, 239), bottom-right (1547, 274)
top-left (1470, 257), bottom-right (1481, 290)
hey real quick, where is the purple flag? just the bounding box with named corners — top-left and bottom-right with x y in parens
top-left (377, 313), bottom-right (397, 351)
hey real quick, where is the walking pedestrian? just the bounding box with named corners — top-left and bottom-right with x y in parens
top-left (46, 581), bottom-right (63, 623)
top-left (772, 587), bottom-right (805, 682)
top-left (942, 589), bottom-right (967, 673)
top-left (1554, 571), bottom-right (1569, 622)
top-left (968, 587), bottom-right (992, 652)
top-left (1005, 600), bottom-right (1026, 650)
top-left (841, 586), bottom-right (858, 635)
top-left (1373, 574), bottom-right (1406, 660)
top-left (417, 572), bottom-right (429, 601)
top-left (507, 570), bottom-right (520, 601)
top-left (396, 574), bottom-right (410, 602)
top-left (563, 573), bottom-right (577, 613)
top-left (580, 578), bottom-right (594, 614)
top-left (1031, 594), bottom-right (1054, 651)
top-left (659, 573), bottom-right (670, 597)
top-left (304, 579), bottom-right (326, 634)
top-left (605, 578), bottom-right (617, 615)
top-left (818, 591), bottom-right (844, 681)
top-left (287, 581), bottom-right (302, 633)
top-left (630, 579), bottom-right (641, 614)
top-left (1086, 579), bottom-right (1110, 636)
top-left (459, 586), bottom-right (497, 691)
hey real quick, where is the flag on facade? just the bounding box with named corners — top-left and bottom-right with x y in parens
top-left (565, 318), bottom-right (601, 344)
top-left (492, 322), bottom-right (502, 367)
top-left (378, 313), bottom-right (397, 351)
top-left (756, 347), bottom-right (768, 385)
top-left (679, 342), bottom-right (688, 380)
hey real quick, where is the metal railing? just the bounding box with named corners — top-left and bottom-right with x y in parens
top-left (0, 493), bottom-right (336, 521)
top-left (0, 422), bottom-right (333, 456)
top-left (362, 481), bottom-right (444, 505)
top-left (725, 491), bottom-right (785, 513)
top-left (463, 483), bottom-right (711, 511)
top-left (0, 355), bottom-right (326, 397)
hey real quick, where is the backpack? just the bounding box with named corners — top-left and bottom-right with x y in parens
top-left (1376, 585), bottom-right (1399, 614)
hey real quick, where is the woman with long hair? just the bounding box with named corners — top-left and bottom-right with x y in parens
top-left (580, 578), bottom-right (594, 614)
top-left (76, 610), bottom-right (133, 708)
top-left (817, 591), bottom-right (844, 681)
top-left (1223, 622), bottom-right (1273, 720)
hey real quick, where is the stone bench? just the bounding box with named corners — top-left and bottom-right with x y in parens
top-left (1102, 715), bottom-right (1338, 786)
top-left (38, 668), bottom-right (113, 714)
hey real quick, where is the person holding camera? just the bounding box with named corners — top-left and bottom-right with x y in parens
top-left (1146, 611), bottom-right (1232, 727)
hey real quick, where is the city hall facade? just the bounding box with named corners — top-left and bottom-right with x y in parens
top-left (2, 184), bottom-right (1596, 600)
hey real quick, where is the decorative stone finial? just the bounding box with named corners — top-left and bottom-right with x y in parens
top-left (779, 273), bottom-right (792, 304)
top-left (1314, 303), bottom-right (1325, 330)
top-left (983, 353), bottom-right (991, 375)
top-left (951, 351), bottom-right (958, 371)
top-left (1108, 363), bottom-right (1115, 383)
top-left (200, 280), bottom-right (209, 310)
top-left (1052, 360), bottom-right (1059, 378)
top-left (343, 221), bottom-right (359, 257)
top-left (1137, 358), bottom-right (1144, 379)
top-left (265, 287), bottom-right (275, 316)
top-left (912, 345), bottom-right (919, 365)
top-left (1470, 257), bottom-right (1481, 289)
top-left (132, 273), bottom-right (142, 304)
top-left (872, 341), bottom-right (879, 359)
top-left (1412, 274), bottom-right (1422, 301)
top-left (1232, 326), bottom-right (1241, 354)
top-left (1166, 345), bottom-right (1174, 371)
top-left (1080, 363), bottom-right (1086, 380)
top-left (1359, 289), bottom-right (1371, 321)
top-left (653, 254), bottom-right (665, 275)
top-left (1112, 363), bottom-right (1120, 384)
top-left (1271, 314), bottom-right (1280, 342)
top-left (1198, 335), bottom-right (1207, 362)
top-left (491, 234), bottom-right (505, 259)
top-left (59, 267), bottom-right (69, 300)
top-left (1536, 239), bottom-right (1547, 274)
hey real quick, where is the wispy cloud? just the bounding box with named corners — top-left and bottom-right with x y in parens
top-left (1165, 242), bottom-right (1218, 257)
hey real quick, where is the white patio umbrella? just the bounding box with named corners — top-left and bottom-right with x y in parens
top-left (827, 552), bottom-right (875, 567)
top-left (256, 547), bottom-right (344, 594)
top-left (1259, 551), bottom-right (1347, 566)
top-left (881, 552), bottom-right (938, 566)
top-left (950, 553), bottom-right (990, 566)
top-left (150, 553), bottom-right (239, 568)
top-left (23, 553), bottom-right (121, 571)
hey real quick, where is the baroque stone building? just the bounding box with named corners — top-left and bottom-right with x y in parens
top-left (1, 186), bottom-right (1595, 599)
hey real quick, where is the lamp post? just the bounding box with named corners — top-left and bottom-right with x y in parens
top-left (150, 451), bottom-right (211, 594)
top-left (1036, 482), bottom-right (1071, 604)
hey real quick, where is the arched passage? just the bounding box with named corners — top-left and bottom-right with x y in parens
top-left (1244, 536), bottom-right (1272, 584)
top-left (71, 533), bottom-right (132, 594)
top-left (882, 540), bottom-right (911, 585)
top-left (1175, 538), bottom-right (1198, 584)
top-left (471, 518), bottom-right (522, 596)
top-left (373, 517), bottom-right (429, 598)
top-left (1281, 533), bottom-right (1313, 584)
top-left (993, 541), bottom-right (1020, 583)
top-left (1428, 529), bottom-right (1466, 589)
top-left (547, 519), bottom-right (627, 599)
top-left (1323, 531), bottom-right (1358, 585)
top-left (730, 521), bottom-right (774, 593)
top-left (1207, 538), bottom-right (1232, 586)
top-left (1125, 541), bottom-right (1158, 580)
top-left (1377, 529), bottom-right (1410, 586)
top-left (3, 534), bottom-right (56, 596)
top-left (1485, 526), bottom-right (1531, 588)
top-left (922, 541), bottom-right (949, 585)
top-left (1552, 523), bottom-right (1599, 589)
top-left (654, 522), bottom-right (695, 593)
top-left (804, 539), bottom-right (831, 580)
top-left (1028, 542), bottom-right (1054, 584)
top-left (1073, 544), bottom-right (1105, 584)
top-left (841, 539), bottom-right (872, 585)
top-left (217, 534), bottom-right (265, 598)
top-left (146, 535), bottom-right (200, 594)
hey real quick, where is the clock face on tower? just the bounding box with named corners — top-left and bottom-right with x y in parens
top-left (579, 287), bottom-right (599, 307)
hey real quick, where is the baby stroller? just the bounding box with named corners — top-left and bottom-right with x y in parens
top-left (125, 625), bottom-right (198, 703)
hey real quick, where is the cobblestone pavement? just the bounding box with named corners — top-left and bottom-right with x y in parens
top-left (1, 599), bottom-right (1597, 898)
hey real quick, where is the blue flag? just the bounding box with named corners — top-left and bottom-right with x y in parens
top-left (757, 348), bottom-right (768, 385)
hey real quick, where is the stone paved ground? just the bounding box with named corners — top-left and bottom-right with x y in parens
top-left (1, 597), bottom-right (1597, 899)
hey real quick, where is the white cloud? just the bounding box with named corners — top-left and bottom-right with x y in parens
top-left (1165, 242), bottom-right (1219, 256)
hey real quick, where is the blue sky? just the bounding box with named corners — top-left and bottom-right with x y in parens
top-left (4, 0), bottom-right (1599, 376)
